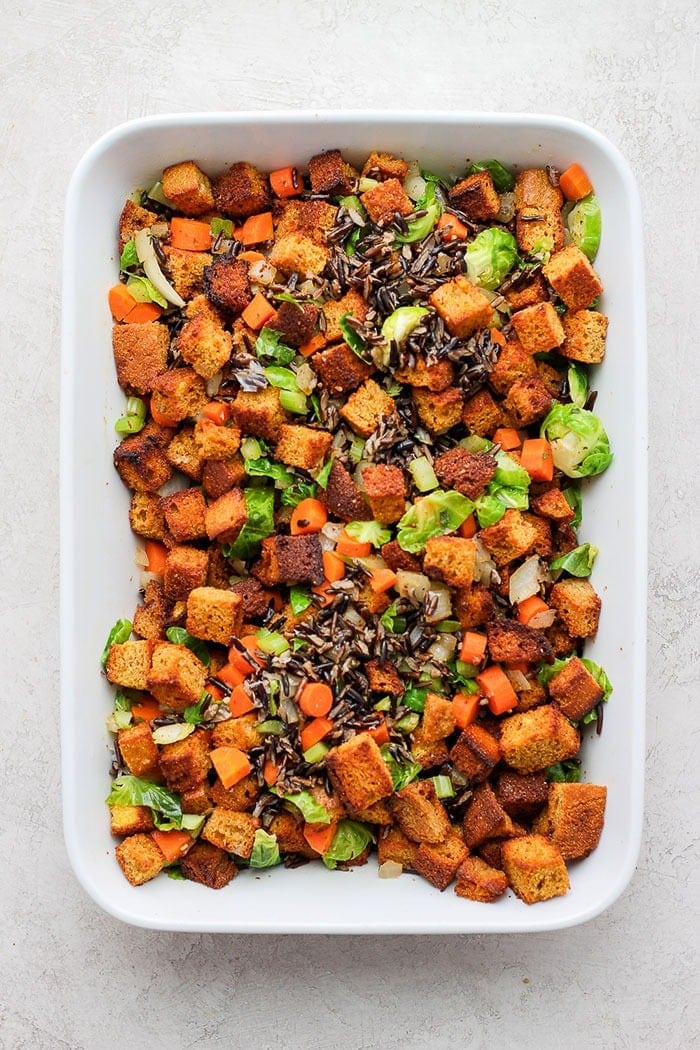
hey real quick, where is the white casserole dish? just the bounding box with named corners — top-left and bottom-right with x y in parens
top-left (61, 111), bottom-right (647, 933)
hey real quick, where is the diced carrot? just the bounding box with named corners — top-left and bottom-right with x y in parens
top-left (206, 683), bottom-right (226, 703)
top-left (493, 427), bottom-right (521, 451)
top-left (368, 718), bottom-right (390, 745)
top-left (108, 283), bottom-right (138, 321)
top-left (335, 530), bottom-right (372, 558)
top-left (270, 165), bottom-right (302, 199)
top-left (238, 250), bottom-right (267, 263)
top-left (322, 550), bottom-right (345, 583)
top-left (210, 746), bottom-right (252, 789)
top-left (311, 581), bottom-right (335, 607)
top-left (300, 716), bottom-right (334, 752)
top-left (298, 682), bottom-right (334, 718)
top-left (263, 757), bottom-right (280, 787)
top-left (452, 692), bottom-right (481, 730)
top-left (303, 822), bottom-right (337, 855)
top-left (238, 212), bottom-right (274, 246)
top-left (149, 399), bottom-right (178, 427)
top-left (228, 684), bottom-right (256, 716)
top-left (241, 292), bottom-right (276, 330)
top-left (517, 595), bottom-right (550, 625)
top-left (458, 514), bottom-right (478, 539)
top-left (151, 829), bottom-right (192, 863)
top-left (520, 438), bottom-right (554, 482)
top-left (459, 631), bottom-right (487, 665)
top-left (130, 698), bottom-right (162, 723)
top-left (144, 540), bottom-right (168, 574)
top-left (227, 646), bottom-right (254, 676)
top-left (202, 401), bottom-right (231, 425)
top-left (559, 163), bottom-right (594, 202)
top-left (506, 661), bottom-right (530, 674)
top-left (298, 333), bottom-right (326, 357)
top-left (476, 665), bottom-right (518, 715)
top-left (124, 301), bottom-right (163, 323)
top-left (239, 635), bottom-right (267, 667)
top-left (368, 568), bottom-right (398, 594)
top-left (437, 212), bottom-right (469, 241)
top-left (216, 662), bottom-right (247, 688)
top-left (290, 498), bottom-right (328, 535)
top-left (489, 327), bottom-right (507, 347)
top-left (169, 217), bottom-right (212, 251)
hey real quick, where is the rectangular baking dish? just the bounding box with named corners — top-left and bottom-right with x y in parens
top-left (61, 111), bottom-right (647, 932)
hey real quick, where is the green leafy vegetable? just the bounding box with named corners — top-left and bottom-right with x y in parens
top-left (119, 238), bottom-right (139, 270)
top-left (165, 627), bottom-right (211, 666)
top-left (183, 694), bottom-right (210, 725)
top-left (289, 585), bottom-right (313, 615)
top-left (345, 227), bottom-right (362, 256)
top-left (381, 306), bottom-right (429, 347)
top-left (402, 686), bottom-right (428, 712)
top-left (465, 227), bottom-right (519, 290)
top-left (101, 619), bottom-right (132, 666)
top-left (546, 760), bottom-right (582, 783)
top-left (280, 478), bottom-right (318, 507)
top-left (474, 449), bottom-right (531, 525)
top-left (567, 363), bottom-right (589, 408)
top-left (210, 217), bottom-right (233, 239)
top-left (581, 659), bottom-right (613, 703)
top-left (322, 821), bottom-right (373, 869)
top-left (250, 829), bottom-right (281, 868)
top-left (564, 485), bottom-right (583, 528)
top-left (540, 404), bottom-right (612, 478)
top-left (395, 181), bottom-right (442, 244)
top-left (567, 194), bottom-right (602, 261)
top-left (223, 487), bottom-right (275, 561)
top-left (244, 456), bottom-right (294, 489)
top-left (255, 326), bottom-right (296, 365)
top-left (126, 273), bottom-right (168, 308)
top-left (345, 519), bottom-right (392, 548)
top-left (272, 290), bottom-right (304, 311)
top-left (315, 457), bottom-right (334, 489)
top-left (466, 159), bottom-right (515, 192)
top-left (396, 490), bottom-right (473, 553)
top-left (279, 789), bottom-right (332, 825)
top-left (256, 718), bottom-right (284, 735)
top-left (380, 745), bottom-right (421, 790)
top-left (264, 365), bottom-right (299, 391)
top-left (339, 313), bottom-right (369, 358)
top-left (106, 775), bottom-right (183, 825)
top-left (549, 543), bottom-right (599, 578)
top-left (380, 600), bottom-right (407, 633)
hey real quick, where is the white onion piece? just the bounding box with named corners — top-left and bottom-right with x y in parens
top-left (158, 474), bottom-right (188, 497)
top-left (278, 695), bottom-right (301, 724)
top-left (321, 522), bottom-right (344, 543)
top-left (505, 668), bottom-right (530, 692)
top-left (152, 723), bottom-right (195, 745)
top-left (496, 192), bottom-right (516, 223)
top-left (509, 555), bottom-right (549, 606)
top-left (279, 673), bottom-right (301, 699)
top-left (139, 570), bottom-right (161, 588)
top-left (295, 362), bottom-right (317, 395)
top-left (428, 634), bottom-right (457, 664)
top-left (134, 228), bottom-right (185, 307)
top-left (134, 547), bottom-right (149, 569)
top-left (378, 860), bottom-right (403, 879)
top-left (425, 584), bottom-right (453, 623)
top-left (528, 609), bottom-right (557, 629)
top-left (404, 160), bottom-right (426, 202)
top-left (151, 221), bottom-right (170, 238)
top-left (396, 571), bottom-right (431, 604)
top-left (248, 260), bottom-right (276, 286)
top-left (473, 539), bottom-right (499, 586)
top-left (206, 372), bottom-right (223, 397)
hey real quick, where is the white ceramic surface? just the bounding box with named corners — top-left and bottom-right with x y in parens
top-left (61, 111), bottom-right (647, 933)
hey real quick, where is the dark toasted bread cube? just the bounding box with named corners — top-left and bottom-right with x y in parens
top-left (410, 730), bottom-right (450, 770)
top-left (274, 424), bottom-right (332, 472)
top-left (201, 808), bottom-right (260, 858)
top-left (413, 386), bottom-right (464, 434)
top-left (314, 341), bottom-right (373, 395)
top-left (449, 724), bottom-right (501, 784)
top-left (180, 781), bottom-right (213, 815)
top-left (326, 732), bottom-right (394, 811)
top-left (533, 782), bottom-right (607, 860)
top-left (112, 321), bottom-right (169, 396)
top-left (380, 540), bottom-right (421, 573)
top-left (180, 840), bottom-right (238, 888)
top-left (503, 375), bottom-right (553, 426)
top-left (339, 379), bottom-right (396, 437)
top-left (362, 464), bottom-right (406, 524)
top-left (503, 273), bottom-right (548, 311)
top-left (486, 619), bottom-right (553, 665)
top-left (105, 639), bottom-right (154, 691)
top-left (230, 577), bottom-right (272, 620)
top-left (429, 276), bottom-right (493, 338)
top-left (185, 586), bottom-right (243, 645)
top-left (230, 388), bottom-right (290, 441)
top-left (202, 255), bottom-right (252, 315)
top-left (496, 771), bottom-right (550, 818)
top-left (462, 781), bottom-right (514, 848)
top-left (394, 356), bottom-right (455, 392)
top-left (161, 160), bottom-right (214, 216)
top-left (308, 149), bottom-right (354, 196)
top-left (433, 447), bottom-right (497, 500)
top-left (109, 805), bottom-right (155, 837)
top-left (115, 833), bottom-right (165, 885)
top-left (421, 692), bottom-right (457, 743)
top-left (530, 487), bottom-right (575, 523)
top-left (500, 704), bottom-right (580, 774)
top-left (159, 729), bottom-right (212, 792)
top-left (205, 488), bottom-right (247, 544)
top-left (543, 245), bottom-right (603, 311)
top-left (114, 431), bottom-right (173, 493)
top-left (423, 536), bottom-right (476, 587)
top-left (454, 855), bottom-right (508, 902)
top-left (268, 300), bottom-right (318, 347)
top-left (164, 545), bottom-right (209, 600)
top-left (361, 177), bottom-right (413, 224)
top-left (391, 780), bottom-right (450, 845)
top-left (361, 151), bottom-right (409, 182)
top-left (133, 579), bottom-right (167, 640)
top-left (366, 659), bottom-right (404, 695)
top-left (550, 578), bottom-right (601, 638)
top-left (414, 831), bottom-right (469, 890)
top-left (146, 641), bottom-right (208, 711)
top-left (118, 198), bottom-right (158, 250)
top-left (325, 460), bottom-right (371, 521)
top-left (161, 488), bottom-right (207, 543)
top-left (202, 456), bottom-right (246, 498)
top-left (377, 826), bottom-right (418, 870)
top-left (117, 722), bottom-right (160, 778)
top-left (546, 655), bottom-right (603, 720)
top-left (448, 171), bottom-right (500, 221)
top-left (253, 534), bottom-right (324, 586)
top-left (351, 799), bottom-right (394, 825)
top-left (454, 585), bottom-right (494, 629)
top-left (209, 773), bottom-right (260, 812)
top-left (151, 367), bottom-right (209, 424)
top-left (502, 833), bottom-right (569, 904)
top-left (462, 388), bottom-right (503, 437)
top-left (166, 427), bottom-right (206, 482)
top-left (213, 161), bottom-right (270, 218)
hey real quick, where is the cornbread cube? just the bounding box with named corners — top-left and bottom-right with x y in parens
top-left (326, 732), bottom-right (394, 811)
top-left (202, 808), bottom-right (260, 858)
top-left (161, 160), bottom-right (214, 215)
top-left (546, 655), bottom-right (603, 721)
top-left (496, 771), bottom-right (550, 818)
top-left (510, 301), bottom-right (565, 353)
top-left (533, 782), bottom-right (607, 860)
top-left (462, 782), bottom-right (514, 848)
top-left (421, 692), bottom-right (457, 743)
top-left (503, 375), bottom-right (553, 426)
top-left (434, 447), bottom-right (497, 501)
top-left (526, 514), bottom-right (554, 559)
top-left (159, 729), bottom-right (212, 793)
top-left (351, 799), bottom-right (394, 825)
top-left (462, 388), bottom-right (502, 437)
top-left (502, 833), bottom-right (569, 904)
top-left (360, 177), bottom-right (413, 224)
top-left (362, 464), bottom-right (406, 524)
top-left (205, 488), bottom-right (247, 544)
top-left (355, 583), bottom-right (392, 616)
top-left (391, 780), bottom-right (451, 845)
top-left (454, 855), bottom-right (508, 902)
top-left (129, 491), bottom-right (167, 540)
top-left (377, 826), bottom-right (418, 870)
top-left (117, 722), bottom-right (160, 778)
top-left (202, 256), bottom-right (252, 315)
top-left (530, 487), bottom-right (575, 522)
top-left (552, 521), bottom-right (579, 559)
top-left (454, 585), bottom-right (495, 629)
top-left (230, 577), bottom-right (272, 620)
top-left (113, 431), bottom-right (173, 493)
top-left (503, 273), bottom-right (548, 311)
top-left (266, 812), bottom-right (317, 858)
top-left (213, 161), bottom-right (270, 218)
top-left (274, 424), bottom-right (333, 472)
top-left (514, 168), bottom-right (565, 254)
top-left (550, 578), bottom-right (601, 638)
top-left (339, 379), bottom-right (396, 437)
top-left (561, 309), bottom-right (609, 364)
top-left (202, 456), bottom-right (246, 498)
top-left (423, 536), bottom-right (476, 588)
top-left (253, 534), bottom-right (324, 586)
top-left (429, 275), bottom-right (494, 338)
top-left (274, 199), bottom-right (338, 244)
top-left (175, 313), bottom-right (233, 381)
top-left (133, 580), bottom-right (167, 641)
top-left (361, 151), bottom-right (409, 181)
top-left (268, 233), bottom-right (328, 276)
top-left (500, 704), bottom-right (580, 774)
top-left (307, 149), bottom-right (354, 196)
top-left (380, 540), bottom-right (422, 573)
top-left (410, 730), bottom-right (450, 770)
top-left (109, 805), bottom-right (155, 837)
top-left (185, 586), bottom-right (243, 645)
top-left (365, 659), bottom-right (404, 695)
top-left (161, 488), bottom-right (207, 543)
top-left (268, 300), bottom-right (318, 347)
top-left (488, 340), bottom-right (537, 395)
top-left (230, 388), bottom-right (290, 441)
top-left (414, 831), bottom-right (469, 890)
top-left (151, 367), bottom-right (209, 424)
top-left (514, 676), bottom-right (548, 712)
top-left (162, 246), bottom-right (211, 301)
top-left (146, 641), bottom-right (208, 711)
top-left (450, 724), bottom-right (501, 784)
top-left (164, 545), bottom-right (209, 601)
top-left (413, 386), bottom-right (464, 434)
top-left (105, 639), bottom-right (154, 691)
top-left (115, 834), bottom-right (166, 886)
top-left (210, 773), bottom-right (260, 812)
top-left (546, 621), bottom-right (579, 658)
top-left (314, 341), bottom-right (373, 395)
top-left (211, 714), bottom-right (260, 752)
top-left (486, 619), bottom-right (553, 665)
top-left (180, 840), bottom-right (238, 888)
top-left (479, 509), bottom-right (537, 566)
top-left (193, 418), bottom-right (241, 462)
top-left (448, 171), bottom-right (500, 221)
top-left (180, 781), bottom-right (214, 815)
top-left (537, 360), bottom-right (566, 398)
top-left (543, 245), bottom-right (603, 311)
top-left (166, 426), bottom-right (206, 481)
top-left (321, 288), bottom-right (369, 343)
top-left (118, 198), bottom-right (158, 250)
top-left (394, 356), bottom-right (455, 392)
top-left (112, 322), bottom-right (169, 396)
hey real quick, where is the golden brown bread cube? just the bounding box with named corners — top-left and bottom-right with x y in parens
top-left (454, 855), bottom-right (509, 902)
top-left (174, 312), bottom-right (233, 381)
top-left (391, 780), bottom-right (451, 845)
top-left (479, 509), bottom-right (537, 566)
top-left (510, 302), bottom-right (565, 353)
top-left (268, 233), bottom-right (328, 276)
top-left (503, 375), bottom-right (553, 427)
top-left (205, 488), bottom-right (247, 544)
top-left (365, 659), bottom-right (404, 696)
top-left (500, 704), bottom-right (581, 774)
top-left (429, 276), bottom-right (494, 338)
top-left (533, 782), bottom-right (607, 860)
top-left (561, 309), bottom-right (608, 364)
top-left (161, 488), bottom-right (207, 543)
top-left (213, 161), bottom-right (270, 218)
top-left (462, 781), bottom-right (515, 848)
top-left (360, 177), bottom-right (413, 224)
top-left (394, 356), bottom-right (455, 392)
top-left (115, 833), bottom-right (166, 886)
top-left (158, 729), bottom-right (212, 793)
top-left (164, 545), bottom-right (209, 601)
top-left (180, 840), bottom-right (238, 888)
top-left (268, 811), bottom-right (319, 859)
top-left (209, 773), bottom-right (260, 812)
top-left (166, 427), bottom-right (206, 482)
top-left (529, 487), bottom-right (575, 523)
top-left (274, 198), bottom-right (338, 244)
top-left (543, 245), bottom-right (603, 311)
top-left (151, 367), bottom-right (209, 425)
top-left (180, 781), bottom-right (214, 815)
top-left (412, 386), bottom-right (464, 434)
top-left (146, 641), bottom-right (208, 711)
top-left (314, 341), bottom-right (373, 395)
top-left (193, 418), bottom-right (242, 461)
top-left (230, 388), bottom-right (290, 441)
top-left (117, 721), bottom-right (161, 778)
top-left (133, 579), bottom-right (168, 641)
top-left (377, 826), bottom-right (418, 870)
top-left (362, 464), bottom-right (406, 524)
top-left (421, 692), bottom-right (457, 743)
top-left (488, 340), bottom-right (537, 395)
top-left (413, 831), bottom-right (469, 890)
top-left (546, 655), bottom-right (604, 721)
top-left (549, 578), bottom-right (602, 638)
top-left (514, 168), bottom-right (565, 254)
top-left (112, 322), bottom-right (169, 396)
top-left (109, 805), bottom-right (155, 837)
top-left (274, 424), bottom-right (333, 472)
top-left (129, 491), bottom-right (167, 540)
top-left (501, 833), bottom-right (569, 904)
top-left (202, 457), bottom-right (246, 498)
top-left (162, 246), bottom-right (212, 301)
top-left (326, 732), bottom-right (394, 812)
top-left (162, 160), bottom-right (215, 216)
top-left (118, 198), bottom-right (158, 250)
top-left (201, 808), bottom-right (260, 858)
top-left (105, 639), bottom-right (154, 691)
top-left (339, 379), bottom-right (396, 437)
top-left (454, 585), bottom-right (495, 629)
top-left (423, 536), bottom-right (476, 588)
top-left (211, 714), bottom-right (260, 752)
top-left (321, 291), bottom-right (370, 345)
top-left (449, 724), bottom-right (501, 784)
top-left (410, 730), bottom-right (450, 770)
top-left (185, 586), bottom-right (244, 645)
top-left (503, 273), bottom-right (548, 311)
top-left (462, 388), bottom-right (503, 437)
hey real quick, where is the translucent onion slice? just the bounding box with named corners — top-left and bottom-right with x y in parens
top-left (509, 555), bottom-right (549, 606)
top-left (396, 571), bottom-right (431, 604)
top-left (134, 228), bottom-right (185, 308)
top-left (378, 860), bottom-right (403, 879)
top-left (152, 723), bottom-right (195, 745)
top-left (528, 609), bottom-right (557, 629)
top-left (404, 160), bottom-right (427, 202)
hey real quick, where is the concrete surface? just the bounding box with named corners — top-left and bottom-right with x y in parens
top-left (1, 1), bottom-right (698, 1047)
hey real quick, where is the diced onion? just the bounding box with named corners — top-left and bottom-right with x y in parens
top-left (509, 555), bottom-right (549, 606)
top-left (249, 260), bottom-right (276, 285)
top-left (496, 192), bottom-right (516, 223)
top-left (427, 634), bottom-right (457, 664)
top-left (505, 668), bottom-right (530, 692)
top-left (152, 723), bottom-right (195, 745)
top-left (206, 372), bottom-right (223, 397)
top-left (404, 160), bottom-right (427, 202)
top-left (134, 547), bottom-right (149, 569)
top-left (378, 860), bottom-right (403, 879)
top-left (134, 228), bottom-right (185, 308)
top-left (320, 521), bottom-right (344, 551)
top-left (295, 362), bottom-right (317, 395)
top-left (473, 539), bottom-right (499, 586)
top-left (139, 570), bottom-right (161, 589)
top-left (528, 609), bottom-right (557, 629)
top-left (396, 571), bottom-right (431, 604)
top-left (425, 584), bottom-right (453, 623)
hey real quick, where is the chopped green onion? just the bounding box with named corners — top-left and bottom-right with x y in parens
top-left (408, 456), bottom-right (439, 492)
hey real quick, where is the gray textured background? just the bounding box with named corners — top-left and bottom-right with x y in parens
top-left (2, 1), bottom-right (698, 1047)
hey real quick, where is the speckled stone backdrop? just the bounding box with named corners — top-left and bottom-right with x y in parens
top-left (1, 1), bottom-right (697, 1047)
